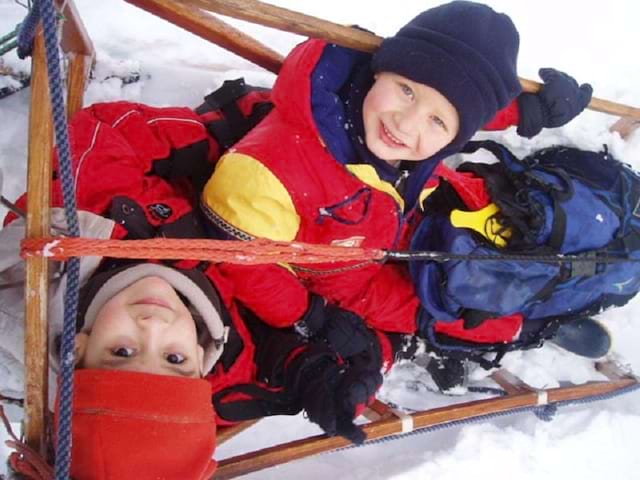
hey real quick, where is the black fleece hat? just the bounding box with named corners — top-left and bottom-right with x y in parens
top-left (371, 1), bottom-right (522, 147)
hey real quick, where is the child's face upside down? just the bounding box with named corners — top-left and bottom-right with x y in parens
top-left (75, 276), bottom-right (205, 378)
top-left (362, 72), bottom-right (460, 166)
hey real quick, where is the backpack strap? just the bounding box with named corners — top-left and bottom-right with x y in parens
top-left (462, 140), bottom-right (577, 251)
top-left (212, 383), bottom-right (300, 422)
top-left (196, 78), bottom-right (273, 151)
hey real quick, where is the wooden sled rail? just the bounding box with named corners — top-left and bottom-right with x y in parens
top-left (22, 0), bottom-right (95, 454)
top-left (215, 361), bottom-right (638, 479)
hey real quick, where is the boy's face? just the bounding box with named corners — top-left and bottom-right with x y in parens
top-left (362, 72), bottom-right (460, 165)
top-left (75, 276), bottom-right (204, 378)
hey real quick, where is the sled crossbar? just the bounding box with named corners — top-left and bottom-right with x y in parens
top-left (214, 361), bottom-right (638, 479)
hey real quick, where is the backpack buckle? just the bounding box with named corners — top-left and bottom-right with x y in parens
top-left (569, 251), bottom-right (598, 278)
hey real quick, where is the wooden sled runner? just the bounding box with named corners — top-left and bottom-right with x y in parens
top-left (11, 0), bottom-right (640, 477)
top-left (215, 361), bottom-right (639, 478)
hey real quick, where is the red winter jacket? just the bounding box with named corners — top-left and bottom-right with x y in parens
top-left (200, 39), bottom-right (521, 337)
top-left (6, 102), bottom-right (257, 424)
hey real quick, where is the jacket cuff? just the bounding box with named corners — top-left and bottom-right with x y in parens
top-left (293, 294), bottom-right (326, 338)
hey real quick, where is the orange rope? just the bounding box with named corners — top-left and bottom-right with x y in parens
top-left (21, 237), bottom-right (387, 265)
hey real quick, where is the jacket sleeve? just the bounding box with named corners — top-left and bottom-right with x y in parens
top-left (217, 262), bottom-right (310, 328)
top-left (41, 102), bottom-right (212, 217)
top-left (80, 102), bottom-right (216, 184)
top-left (482, 98), bottom-right (521, 130)
top-left (339, 262), bottom-right (420, 334)
top-left (4, 102), bottom-right (214, 226)
top-left (201, 151), bottom-right (311, 327)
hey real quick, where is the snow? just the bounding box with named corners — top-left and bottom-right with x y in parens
top-left (1, 0), bottom-right (640, 478)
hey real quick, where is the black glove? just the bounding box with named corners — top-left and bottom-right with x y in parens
top-left (287, 343), bottom-right (383, 445)
top-left (296, 300), bottom-right (374, 360)
top-left (517, 68), bottom-right (593, 138)
top-left (285, 345), bottom-right (344, 437)
top-left (333, 351), bottom-right (383, 444)
top-left (323, 304), bottom-right (373, 359)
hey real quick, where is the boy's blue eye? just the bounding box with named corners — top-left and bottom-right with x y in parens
top-left (165, 353), bottom-right (186, 365)
top-left (399, 83), bottom-right (414, 98)
top-left (112, 347), bottom-right (135, 358)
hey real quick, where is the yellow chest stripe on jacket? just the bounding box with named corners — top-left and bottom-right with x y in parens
top-left (202, 153), bottom-right (300, 241)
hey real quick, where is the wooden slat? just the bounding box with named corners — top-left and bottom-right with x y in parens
top-left (361, 399), bottom-right (393, 422)
top-left (609, 117), bottom-right (640, 140)
top-left (23, 1), bottom-right (92, 454)
top-left (23, 29), bottom-right (53, 454)
top-left (186, 0), bottom-right (380, 53)
top-left (125, 0), bottom-right (284, 73)
top-left (215, 376), bottom-right (637, 479)
top-left (596, 360), bottom-right (636, 381)
top-left (66, 53), bottom-right (92, 118)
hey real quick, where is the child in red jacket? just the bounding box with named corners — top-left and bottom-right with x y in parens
top-left (0, 97), bottom-right (396, 479)
top-left (196, 1), bottom-right (591, 396)
top-left (199, 1), bottom-right (592, 336)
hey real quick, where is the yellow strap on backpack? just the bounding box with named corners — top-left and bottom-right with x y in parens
top-left (450, 203), bottom-right (511, 247)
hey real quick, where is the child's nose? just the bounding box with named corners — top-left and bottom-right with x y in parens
top-left (395, 107), bottom-right (420, 133)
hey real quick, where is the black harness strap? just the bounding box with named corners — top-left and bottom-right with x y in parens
top-left (213, 383), bottom-right (300, 422)
top-left (196, 78), bottom-right (274, 151)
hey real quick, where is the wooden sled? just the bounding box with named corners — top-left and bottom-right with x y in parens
top-left (15, 0), bottom-right (640, 476)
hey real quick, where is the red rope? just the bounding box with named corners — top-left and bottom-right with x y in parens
top-left (21, 237), bottom-right (387, 265)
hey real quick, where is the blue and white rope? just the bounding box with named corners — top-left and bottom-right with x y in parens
top-left (18, 1), bottom-right (80, 478)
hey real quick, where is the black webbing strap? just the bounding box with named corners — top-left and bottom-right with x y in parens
top-left (195, 78), bottom-right (250, 115)
top-left (196, 78), bottom-right (273, 151)
top-left (212, 383), bottom-right (301, 422)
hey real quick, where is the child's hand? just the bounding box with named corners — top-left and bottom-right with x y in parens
top-left (517, 68), bottom-right (593, 137)
top-left (289, 342), bottom-right (383, 445)
top-left (322, 305), bottom-right (372, 359)
top-left (295, 300), bottom-right (375, 360)
top-left (334, 351), bottom-right (383, 444)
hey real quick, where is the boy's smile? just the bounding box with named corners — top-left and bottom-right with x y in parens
top-left (75, 276), bottom-right (205, 378)
top-left (362, 72), bottom-right (460, 165)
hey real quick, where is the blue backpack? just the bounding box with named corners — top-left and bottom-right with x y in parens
top-left (410, 140), bottom-right (640, 360)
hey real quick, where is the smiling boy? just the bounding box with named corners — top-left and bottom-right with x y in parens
top-left (199, 1), bottom-right (526, 335)
top-left (197, 3), bottom-right (591, 400)
top-left (362, 72), bottom-right (460, 164)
